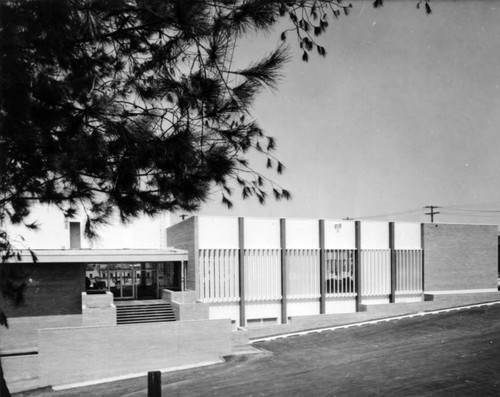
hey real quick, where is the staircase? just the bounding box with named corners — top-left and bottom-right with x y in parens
top-left (116, 301), bottom-right (176, 325)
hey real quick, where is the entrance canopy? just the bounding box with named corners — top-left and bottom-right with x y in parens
top-left (16, 248), bottom-right (188, 264)
top-left (16, 248), bottom-right (189, 300)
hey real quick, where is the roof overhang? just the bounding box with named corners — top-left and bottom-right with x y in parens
top-left (14, 248), bottom-right (188, 264)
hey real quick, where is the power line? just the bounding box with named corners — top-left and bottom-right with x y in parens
top-left (442, 200), bottom-right (500, 209)
top-left (440, 206), bottom-right (500, 213)
top-left (424, 205), bottom-right (440, 223)
top-left (355, 208), bottom-right (422, 220)
top-left (439, 211), bottom-right (497, 218)
top-left (349, 201), bottom-right (500, 223)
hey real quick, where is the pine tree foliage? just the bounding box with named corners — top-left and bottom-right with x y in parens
top-left (0, 0), bottom-right (430, 235)
top-left (0, 0), bottom-right (324, 234)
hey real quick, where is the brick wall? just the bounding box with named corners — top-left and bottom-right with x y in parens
top-left (167, 217), bottom-right (198, 291)
top-left (0, 263), bottom-right (86, 317)
top-left (422, 223), bottom-right (498, 292)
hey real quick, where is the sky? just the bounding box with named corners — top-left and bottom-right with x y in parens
top-left (185, 0), bottom-right (500, 225)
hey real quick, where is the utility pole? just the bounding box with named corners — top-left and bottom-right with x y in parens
top-left (424, 205), bottom-right (440, 222)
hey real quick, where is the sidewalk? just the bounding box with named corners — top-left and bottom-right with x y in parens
top-left (230, 291), bottom-right (500, 349)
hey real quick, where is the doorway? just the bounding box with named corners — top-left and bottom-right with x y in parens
top-left (111, 268), bottom-right (136, 299)
top-left (86, 262), bottom-right (185, 300)
top-left (106, 265), bottom-right (138, 299)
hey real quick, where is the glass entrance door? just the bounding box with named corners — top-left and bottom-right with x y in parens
top-left (95, 263), bottom-right (165, 300)
top-left (109, 266), bottom-right (136, 299)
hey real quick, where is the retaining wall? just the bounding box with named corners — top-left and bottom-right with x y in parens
top-left (37, 318), bottom-right (231, 388)
top-left (0, 314), bottom-right (82, 354)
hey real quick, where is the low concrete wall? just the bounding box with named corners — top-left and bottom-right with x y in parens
top-left (2, 354), bottom-right (40, 394)
top-left (395, 293), bottom-right (423, 303)
top-left (162, 289), bottom-right (197, 304)
top-left (288, 299), bottom-right (321, 317)
top-left (163, 289), bottom-right (208, 320)
top-left (208, 303), bottom-right (240, 328)
top-left (82, 292), bottom-right (116, 326)
top-left (231, 330), bottom-right (250, 349)
top-left (171, 301), bottom-right (209, 321)
top-left (38, 318), bottom-right (232, 388)
top-left (325, 297), bottom-right (356, 314)
top-left (0, 314), bottom-right (82, 354)
top-left (82, 291), bottom-right (114, 307)
top-left (82, 306), bottom-right (116, 326)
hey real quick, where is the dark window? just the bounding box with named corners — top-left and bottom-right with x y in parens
top-left (69, 222), bottom-right (81, 249)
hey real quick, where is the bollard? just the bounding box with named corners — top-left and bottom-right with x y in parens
top-left (148, 371), bottom-right (161, 397)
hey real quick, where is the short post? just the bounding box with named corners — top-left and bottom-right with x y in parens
top-left (148, 371), bottom-right (161, 397)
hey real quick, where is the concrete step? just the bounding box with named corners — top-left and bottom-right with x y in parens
top-left (116, 303), bottom-right (172, 308)
top-left (117, 316), bottom-right (176, 324)
top-left (117, 308), bottom-right (173, 314)
top-left (116, 305), bottom-right (174, 311)
top-left (117, 317), bottom-right (175, 325)
top-left (117, 314), bottom-right (174, 319)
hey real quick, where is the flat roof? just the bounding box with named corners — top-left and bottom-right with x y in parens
top-left (16, 248), bottom-right (188, 264)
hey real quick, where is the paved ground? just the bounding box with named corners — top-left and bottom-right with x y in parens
top-left (16, 304), bottom-right (500, 396)
top-left (245, 293), bottom-right (500, 340)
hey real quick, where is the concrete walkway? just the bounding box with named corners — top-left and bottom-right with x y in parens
top-left (231, 292), bottom-right (500, 347)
